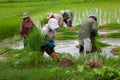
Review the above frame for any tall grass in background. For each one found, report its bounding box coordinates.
[42,0,120,26]
[0,18,20,40]
[0,0,120,40]
[0,0,61,40]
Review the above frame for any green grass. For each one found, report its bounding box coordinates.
[0,0,61,40]
[56,25,80,40]
[56,31,78,40]
[98,42,110,48]
[27,27,45,51]
[56,34,77,40]
[106,32,120,38]
[111,46,120,56]
[0,52,120,80]
[103,22,120,30]
[0,1,120,40]
[0,18,21,40]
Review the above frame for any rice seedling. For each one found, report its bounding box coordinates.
[106,32,120,38]
[27,27,45,51]
[111,46,120,56]
[103,22,120,30]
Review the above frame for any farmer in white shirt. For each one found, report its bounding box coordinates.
[41,13,60,59]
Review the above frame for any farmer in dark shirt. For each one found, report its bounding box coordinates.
[60,10,74,30]
[78,15,97,55]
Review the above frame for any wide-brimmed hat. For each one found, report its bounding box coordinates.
[89,15,97,21]
[22,12,29,18]
[48,18,59,30]
[47,12,54,19]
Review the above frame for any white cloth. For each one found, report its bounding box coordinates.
[79,38,92,52]
[41,24,55,40]
[48,18,59,30]
[41,24,49,36]
[54,14,64,26]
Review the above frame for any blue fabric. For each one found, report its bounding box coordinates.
[45,40,55,48]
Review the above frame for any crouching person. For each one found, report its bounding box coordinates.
[78,15,97,55]
[60,10,74,30]
[40,15,60,59]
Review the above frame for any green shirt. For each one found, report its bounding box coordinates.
[78,19,97,40]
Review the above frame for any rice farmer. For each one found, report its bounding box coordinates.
[47,12,64,27]
[41,13,60,59]
[78,15,97,55]
[60,10,74,30]
[20,12,36,47]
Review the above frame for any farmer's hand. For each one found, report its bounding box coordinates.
[76,45,80,48]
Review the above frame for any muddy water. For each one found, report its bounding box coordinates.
[10,40,80,57]
[10,38,120,57]
[11,41,24,49]
[0,56,5,61]
[98,30,120,58]
[55,40,79,57]
[98,30,120,35]
[5,30,120,58]
[101,38,120,58]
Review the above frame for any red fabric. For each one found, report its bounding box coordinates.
[20,19,35,38]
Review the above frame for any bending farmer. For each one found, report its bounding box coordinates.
[41,13,60,59]
[78,15,97,55]
[60,10,74,30]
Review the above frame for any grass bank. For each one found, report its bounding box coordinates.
[0,49,120,80]
[102,22,120,30]
[111,46,120,56]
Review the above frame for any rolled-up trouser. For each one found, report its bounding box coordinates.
[23,37,28,47]
[40,40,55,55]
[79,38,92,53]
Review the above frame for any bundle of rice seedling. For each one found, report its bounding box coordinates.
[27,27,45,52]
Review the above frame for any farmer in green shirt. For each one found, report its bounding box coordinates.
[78,15,97,55]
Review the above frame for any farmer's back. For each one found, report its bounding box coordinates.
[79,19,96,39]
